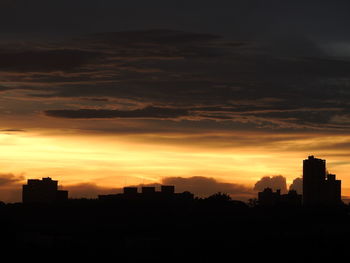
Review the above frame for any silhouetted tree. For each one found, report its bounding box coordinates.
[206,192,231,202]
[248,198,258,207]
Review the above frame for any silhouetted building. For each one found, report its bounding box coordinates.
[258,188,302,207]
[22,177,68,203]
[98,185,193,202]
[280,190,302,206]
[142,186,156,195]
[303,156,341,206]
[161,185,175,195]
[123,187,138,195]
[56,190,69,201]
[258,188,280,207]
[323,173,341,206]
[303,156,326,206]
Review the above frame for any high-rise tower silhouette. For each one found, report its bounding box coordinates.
[303,156,341,206]
[303,156,326,206]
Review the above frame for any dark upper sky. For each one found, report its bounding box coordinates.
[0,1,349,128]
[0,1,349,131]
[1,1,350,42]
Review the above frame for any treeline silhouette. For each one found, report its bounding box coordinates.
[1,193,350,262]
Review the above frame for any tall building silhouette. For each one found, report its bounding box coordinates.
[22,177,68,203]
[303,156,341,206]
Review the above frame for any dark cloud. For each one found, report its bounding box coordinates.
[162,176,254,200]
[42,104,350,131]
[254,175,288,194]
[264,34,325,58]
[0,129,26,133]
[0,86,11,91]
[87,30,220,46]
[289,178,303,194]
[44,106,189,119]
[0,173,26,203]
[1,1,350,44]
[0,49,101,72]
[1,27,350,133]
[0,173,25,186]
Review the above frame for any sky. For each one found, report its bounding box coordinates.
[1,1,350,202]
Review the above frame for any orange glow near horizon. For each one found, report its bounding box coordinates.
[1,129,350,202]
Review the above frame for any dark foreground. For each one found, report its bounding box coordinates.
[2,199,349,262]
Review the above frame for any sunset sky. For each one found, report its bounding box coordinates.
[1,1,350,202]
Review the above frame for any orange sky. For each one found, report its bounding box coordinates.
[1,127,349,202]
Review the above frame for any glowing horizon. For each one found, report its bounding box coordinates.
[1,128,349,202]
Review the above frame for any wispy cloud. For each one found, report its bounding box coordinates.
[0,30,349,133]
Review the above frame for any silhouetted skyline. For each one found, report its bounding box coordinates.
[3,164,350,262]
[16,156,344,209]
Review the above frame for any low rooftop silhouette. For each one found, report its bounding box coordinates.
[98,185,194,202]
[258,188,302,207]
[22,177,68,204]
